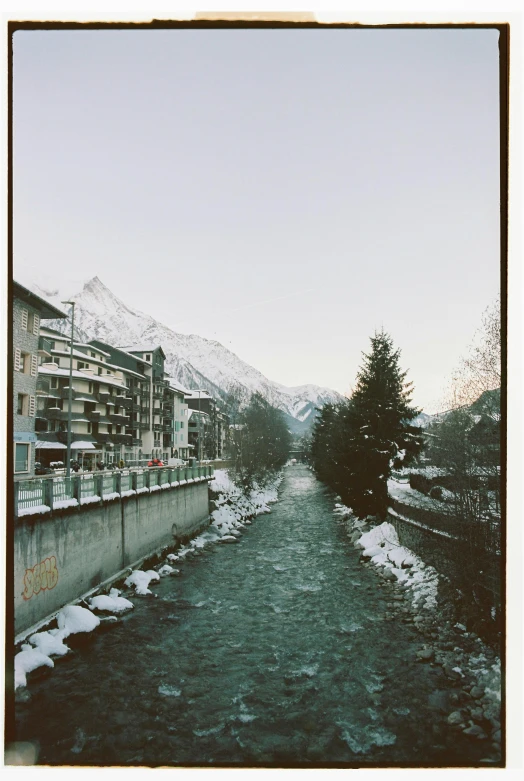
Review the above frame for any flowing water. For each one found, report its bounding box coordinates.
[14,465,488,766]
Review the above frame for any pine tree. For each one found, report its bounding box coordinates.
[311,331,423,518]
[344,331,423,518]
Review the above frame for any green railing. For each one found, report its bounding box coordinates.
[14,465,214,517]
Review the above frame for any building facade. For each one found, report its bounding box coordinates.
[13,282,67,478]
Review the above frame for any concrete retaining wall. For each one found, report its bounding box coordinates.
[14,481,210,636]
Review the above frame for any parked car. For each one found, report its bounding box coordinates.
[148,458,164,467]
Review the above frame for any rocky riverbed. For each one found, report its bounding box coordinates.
[336,501,502,762]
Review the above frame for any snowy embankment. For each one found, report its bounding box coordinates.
[14,469,283,692]
[333,502,501,755]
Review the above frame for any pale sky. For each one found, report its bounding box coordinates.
[13,26,501,412]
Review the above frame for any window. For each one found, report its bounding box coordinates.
[77,361,85,370]
[15,443,30,473]
[50,378,58,389]
[180,421,184,429]
[87,423,92,433]
[28,311,40,334]
[98,368,102,376]
[17,394,28,415]
[90,351,96,358]
[88,383,93,393]
[145,354,151,362]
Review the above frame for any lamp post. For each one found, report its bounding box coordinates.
[62,301,75,479]
[198,389,201,463]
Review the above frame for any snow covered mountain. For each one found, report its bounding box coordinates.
[30,276,343,429]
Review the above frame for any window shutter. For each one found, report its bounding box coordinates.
[32,313,40,335]
[14,348,21,371]
[31,354,38,376]
[21,309,28,330]
[29,396,36,416]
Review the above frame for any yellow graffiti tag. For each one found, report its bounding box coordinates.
[23,556,58,600]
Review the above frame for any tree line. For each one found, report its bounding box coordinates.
[226,391,292,491]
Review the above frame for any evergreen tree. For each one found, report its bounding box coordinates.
[344,331,423,517]
[311,331,423,518]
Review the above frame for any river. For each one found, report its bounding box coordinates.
[14,465,489,766]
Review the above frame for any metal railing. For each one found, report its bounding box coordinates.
[14,465,215,518]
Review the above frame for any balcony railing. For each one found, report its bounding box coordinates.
[38,336,54,357]
[109,413,129,423]
[36,377,50,395]
[60,386,77,400]
[46,408,65,420]
[14,465,215,517]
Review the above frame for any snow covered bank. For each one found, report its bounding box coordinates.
[14,605,102,690]
[14,469,283,694]
[334,501,502,757]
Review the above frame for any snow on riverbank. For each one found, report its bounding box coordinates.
[333,501,502,757]
[14,468,284,693]
[14,606,102,689]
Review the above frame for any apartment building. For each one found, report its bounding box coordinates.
[115,344,174,462]
[186,389,230,459]
[168,379,191,460]
[13,282,67,478]
[35,327,137,468]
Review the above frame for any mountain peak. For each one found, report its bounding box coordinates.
[34,277,344,427]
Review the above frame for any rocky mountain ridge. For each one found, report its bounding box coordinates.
[31,276,344,432]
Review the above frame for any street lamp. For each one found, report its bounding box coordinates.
[198,389,201,463]
[62,301,75,479]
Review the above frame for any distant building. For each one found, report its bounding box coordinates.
[13,282,67,477]
[185,389,230,459]
[115,344,174,461]
[168,379,191,460]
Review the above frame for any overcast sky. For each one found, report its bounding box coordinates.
[13,26,500,412]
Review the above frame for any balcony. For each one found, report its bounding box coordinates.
[36,377,50,395]
[152,424,162,432]
[153,391,163,400]
[97,433,112,444]
[132,438,142,446]
[114,433,133,445]
[109,412,129,424]
[38,336,54,357]
[97,391,112,403]
[47,407,65,420]
[86,411,101,422]
[139,421,150,430]
[60,386,77,400]
[35,417,48,432]
[162,423,172,432]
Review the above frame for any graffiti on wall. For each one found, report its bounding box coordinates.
[23,556,59,600]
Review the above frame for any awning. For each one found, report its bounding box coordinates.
[35,440,67,450]
[71,441,96,450]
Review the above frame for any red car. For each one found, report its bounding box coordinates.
[148,458,164,467]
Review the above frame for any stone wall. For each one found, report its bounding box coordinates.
[388,511,502,610]
[14,481,211,637]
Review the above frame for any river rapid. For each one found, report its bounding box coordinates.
[14,465,490,766]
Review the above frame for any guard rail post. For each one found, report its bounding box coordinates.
[73,476,81,503]
[14,481,20,519]
[44,478,54,511]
